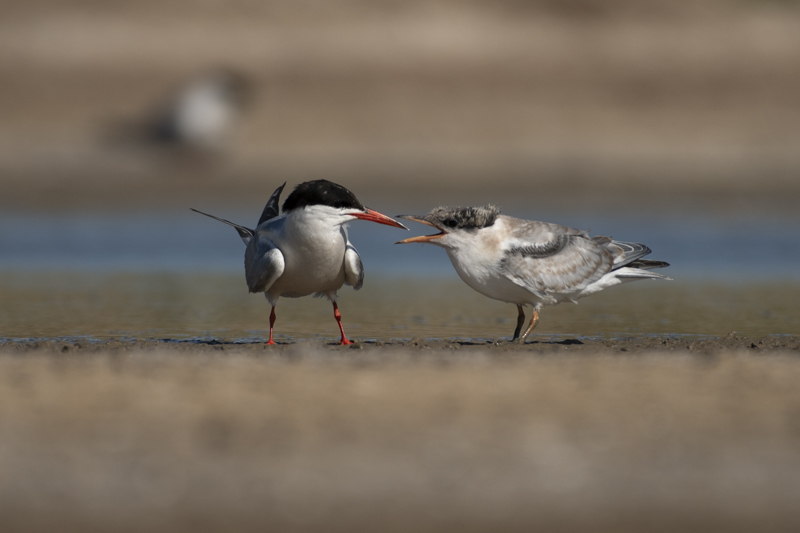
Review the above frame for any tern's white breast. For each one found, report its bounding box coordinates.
[444,220,542,306]
[268,210,348,298]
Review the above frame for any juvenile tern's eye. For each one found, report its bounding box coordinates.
[445,219,457,228]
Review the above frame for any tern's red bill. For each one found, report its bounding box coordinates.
[351,209,408,230]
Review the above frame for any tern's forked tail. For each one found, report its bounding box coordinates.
[190,208,254,245]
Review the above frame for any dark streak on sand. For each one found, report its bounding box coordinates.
[3,333,798,357]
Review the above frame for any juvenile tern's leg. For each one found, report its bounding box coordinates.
[512,305,526,341]
[267,306,277,345]
[519,309,540,343]
[332,302,353,345]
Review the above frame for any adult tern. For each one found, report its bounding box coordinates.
[193,180,407,344]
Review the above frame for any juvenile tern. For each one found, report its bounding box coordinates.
[193,180,407,344]
[397,205,670,341]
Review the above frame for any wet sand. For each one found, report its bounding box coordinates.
[3,331,800,355]
[2,342,800,532]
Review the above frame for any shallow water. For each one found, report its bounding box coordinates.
[1,271,798,342]
[2,209,800,280]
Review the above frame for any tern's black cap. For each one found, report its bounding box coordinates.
[282,180,365,213]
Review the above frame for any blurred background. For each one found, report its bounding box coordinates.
[4,5,800,533]
[1,0,800,338]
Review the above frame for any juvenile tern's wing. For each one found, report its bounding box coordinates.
[499,219,613,299]
[244,234,285,293]
[592,237,670,274]
[592,237,650,268]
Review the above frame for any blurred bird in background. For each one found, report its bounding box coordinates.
[106,67,251,160]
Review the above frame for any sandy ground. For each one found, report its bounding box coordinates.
[2,341,800,532]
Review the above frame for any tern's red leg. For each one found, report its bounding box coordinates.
[512,305,525,340]
[519,309,540,343]
[267,305,277,345]
[332,302,353,345]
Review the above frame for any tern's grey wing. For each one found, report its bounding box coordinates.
[257,182,287,226]
[502,217,588,245]
[499,219,612,299]
[343,244,364,290]
[592,238,649,268]
[244,234,285,293]
[591,237,670,271]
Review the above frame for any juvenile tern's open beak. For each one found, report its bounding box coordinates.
[394,216,446,244]
[351,208,408,230]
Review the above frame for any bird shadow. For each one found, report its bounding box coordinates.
[528,338,585,345]
[449,338,585,346]
[157,338,285,346]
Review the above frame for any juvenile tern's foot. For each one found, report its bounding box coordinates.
[512,305,525,340]
[267,306,277,345]
[519,309,540,342]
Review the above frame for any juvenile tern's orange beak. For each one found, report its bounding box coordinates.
[394,216,446,244]
[351,208,408,230]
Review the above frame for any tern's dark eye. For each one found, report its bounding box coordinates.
[444,219,457,228]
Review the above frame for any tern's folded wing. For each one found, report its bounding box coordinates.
[244,234,285,293]
[256,182,287,226]
[343,243,364,290]
[499,227,613,299]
